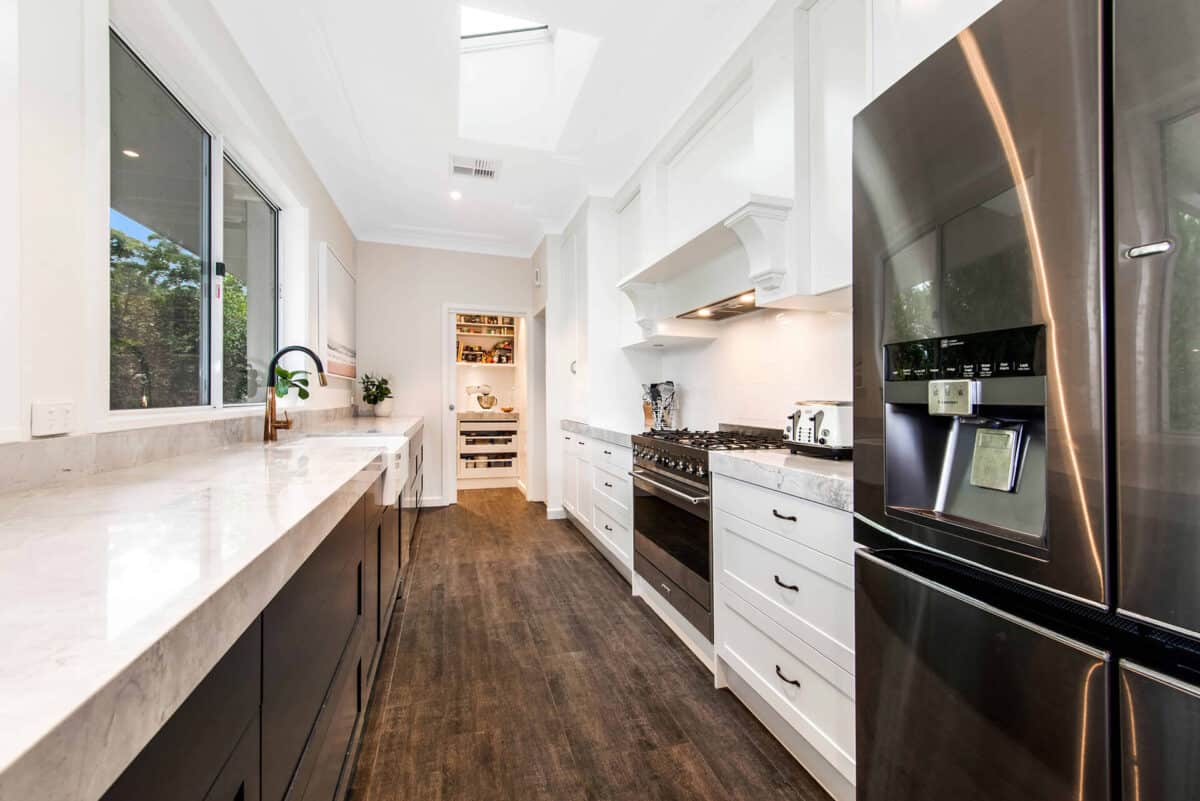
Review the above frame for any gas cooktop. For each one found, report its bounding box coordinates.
[636,429,787,451]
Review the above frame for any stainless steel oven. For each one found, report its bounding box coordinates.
[631,466,713,639]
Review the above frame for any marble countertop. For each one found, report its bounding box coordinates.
[560,419,634,448]
[305,415,423,437]
[0,438,393,801]
[709,450,853,512]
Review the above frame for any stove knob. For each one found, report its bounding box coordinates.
[696,464,707,478]
[685,461,696,474]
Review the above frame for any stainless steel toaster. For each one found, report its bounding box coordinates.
[785,401,853,457]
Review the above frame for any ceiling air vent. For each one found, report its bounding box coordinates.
[450,155,501,180]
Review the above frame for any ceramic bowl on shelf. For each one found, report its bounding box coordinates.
[500,406,514,413]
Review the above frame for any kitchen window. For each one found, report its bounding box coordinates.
[221,158,279,405]
[109,31,211,410]
[108,30,280,412]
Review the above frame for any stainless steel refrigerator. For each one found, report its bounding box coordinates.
[852,0,1200,798]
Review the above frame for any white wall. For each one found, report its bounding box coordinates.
[1,0,20,443]
[356,242,533,506]
[659,309,852,431]
[11,0,356,444]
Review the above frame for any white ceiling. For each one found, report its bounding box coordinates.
[211,0,778,257]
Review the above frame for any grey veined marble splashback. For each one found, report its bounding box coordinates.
[0,406,353,494]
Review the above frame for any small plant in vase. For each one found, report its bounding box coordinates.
[360,374,394,417]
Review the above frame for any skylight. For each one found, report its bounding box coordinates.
[460,7,549,50]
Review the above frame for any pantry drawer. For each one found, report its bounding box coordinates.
[460,420,518,433]
[716,509,854,675]
[592,462,631,514]
[593,503,632,565]
[591,439,633,474]
[713,474,853,564]
[719,590,855,782]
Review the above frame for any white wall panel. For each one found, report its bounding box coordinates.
[664,83,755,248]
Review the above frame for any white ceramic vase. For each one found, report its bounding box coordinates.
[373,398,394,417]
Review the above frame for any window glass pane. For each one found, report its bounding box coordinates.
[222,160,277,404]
[109,32,210,409]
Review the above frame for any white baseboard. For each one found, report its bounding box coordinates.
[517,478,528,498]
[545,506,566,520]
[419,496,448,508]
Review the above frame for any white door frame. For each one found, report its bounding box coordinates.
[441,302,532,506]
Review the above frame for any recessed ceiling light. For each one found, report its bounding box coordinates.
[122,149,140,159]
[449,190,463,201]
[738,293,755,304]
[696,308,712,317]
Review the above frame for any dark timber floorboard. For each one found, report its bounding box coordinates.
[348,488,832,801]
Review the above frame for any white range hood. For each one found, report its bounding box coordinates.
[616,195,793,349]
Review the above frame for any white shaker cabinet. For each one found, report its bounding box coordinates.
[803,0,871,297]
[870,0,1002,96]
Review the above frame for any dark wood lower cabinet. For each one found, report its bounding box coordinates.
[202,714,261,801]
[262,497,365,801]
[381,505,400,611]
[292,628,364,801]
[99,618,261,801]
[100,484,391,801]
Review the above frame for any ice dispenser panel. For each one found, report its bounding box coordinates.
[883,326,1048,554]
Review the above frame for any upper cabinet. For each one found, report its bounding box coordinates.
[793,0,871,302]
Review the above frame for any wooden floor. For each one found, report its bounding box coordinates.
[347,488,832,801]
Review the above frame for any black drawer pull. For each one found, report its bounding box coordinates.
[604,524,614,532]
[604,481,614,488]
[775,665,801,688]
[773,575,799,592]
[603,450,613,455]
[579,440,586,445]
[772,509,798,522]
[564,435,571,440]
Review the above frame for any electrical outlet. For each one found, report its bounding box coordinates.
[31,401,75,437]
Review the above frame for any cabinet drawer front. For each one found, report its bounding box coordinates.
[719,591,855,781]
[718,511,854,674]
[593,503,632,564]
[592,463,631,513]
[460,420,517,433]
[713,475,852,564]
[591,440,633,474]
[571,434,592,461]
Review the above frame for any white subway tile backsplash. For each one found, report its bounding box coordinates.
[659,308,852,432]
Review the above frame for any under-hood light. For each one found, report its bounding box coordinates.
[677,290,760,321]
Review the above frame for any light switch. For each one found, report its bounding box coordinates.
[31,401,75,437]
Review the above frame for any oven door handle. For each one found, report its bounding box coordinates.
[629,469,710,505]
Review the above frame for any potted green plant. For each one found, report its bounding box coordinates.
[274,366,312,400]
[360,373,394,417]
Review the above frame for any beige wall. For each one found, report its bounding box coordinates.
[355,242,534,505]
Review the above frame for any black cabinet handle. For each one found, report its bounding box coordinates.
[604,481,614,488]
[604,524,613,532]
[564,435,571,440]
[773,575,799,592]
[772,509,798,522]
[603,450,613,455]
[775,665,801,688]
